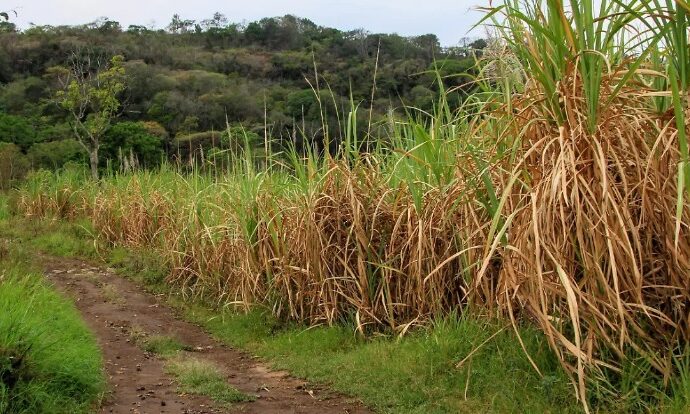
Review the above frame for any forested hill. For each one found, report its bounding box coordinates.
[0,14,486,173]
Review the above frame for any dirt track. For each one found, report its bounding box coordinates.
[41,255,371,414]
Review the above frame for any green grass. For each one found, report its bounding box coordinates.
[108,246,167,287]
[185,307,576,413]
[31,231,93,258]
[30,219,97,258]
[141,335,190,357]
[127,329,250,405]
[0,246,105,413]
[667,353,690,414]
[165,356,255,405]
[0,215,98,259]
[0,193,9,221]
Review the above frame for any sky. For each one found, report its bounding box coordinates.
[8,0,487,46]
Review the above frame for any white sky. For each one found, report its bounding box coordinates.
[8,1,487,46]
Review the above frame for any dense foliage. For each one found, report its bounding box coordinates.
[0,14,485,176]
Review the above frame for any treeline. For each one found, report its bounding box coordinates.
[0,13,485,180]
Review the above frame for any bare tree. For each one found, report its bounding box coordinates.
[50,51,126,179]
[167,14,195,34]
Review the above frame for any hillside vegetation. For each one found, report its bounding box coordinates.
[0,13,484,180]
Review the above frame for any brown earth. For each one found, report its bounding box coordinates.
[39,254,371,414]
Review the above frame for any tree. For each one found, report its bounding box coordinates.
[0,9,16,23]
[0,77,49,114]
[127,25,149,34]
[0,21,16,33]
[102,121,163,170]
[167,14,195,34]
[409,85,435,111]
[0,9,16,43]
[0,113,37,150]
[413,34,440,62]
[286,89,317,119]
[97,19,122,34]
[200,12,228,30]
[51,53,126,179]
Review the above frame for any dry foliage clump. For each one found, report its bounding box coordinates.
[472,67,690,401]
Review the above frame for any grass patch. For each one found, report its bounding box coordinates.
[0,193,10,221]
[29,220,97,258]
[0,247,104,413]
[126,326,247,405]
[0,216,98,259]
[108,246,167,287]
[32,231,92,258]
[189,307,576,413]
[142,335,190,357]
[100,283,124,305]
[165,356,255,405]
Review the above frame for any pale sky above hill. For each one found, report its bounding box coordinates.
[8,0,487,46]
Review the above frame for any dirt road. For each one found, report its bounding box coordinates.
[41,255,370,414]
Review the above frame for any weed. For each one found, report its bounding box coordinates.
[100,284,124,305]
[127,325,147,345]
[165,356,255,405]
[142,335,190,357]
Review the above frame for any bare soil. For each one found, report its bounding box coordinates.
[40,254,371,414]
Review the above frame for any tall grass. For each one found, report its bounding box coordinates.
[641,0,690,199]
[474,1,690,410]
[11,0,690,411]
